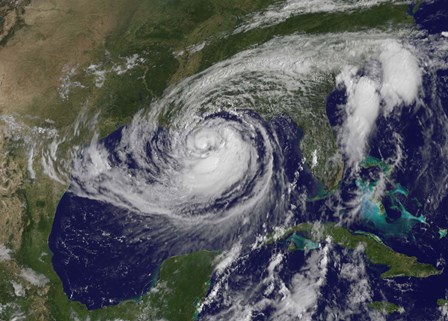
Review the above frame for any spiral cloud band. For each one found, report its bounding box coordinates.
[49,30,425,309]
[50,105,309,308]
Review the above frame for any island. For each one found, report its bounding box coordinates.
[271,222,441,279]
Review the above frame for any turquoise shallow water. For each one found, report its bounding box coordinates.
[287,233,320,251]
[357,175,426,237]
[46,1,448,319]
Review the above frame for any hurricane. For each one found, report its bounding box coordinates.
[69,105,309,250]
[48,21,448,318]
[3,0,448,320]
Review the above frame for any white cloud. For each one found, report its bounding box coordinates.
[311,149,318,168]
[11,281,25,297]
[214,243,242,275]
[112,54,146,75]
[337,40,422,166]
[440,302,448,320]
[58,65,85,100]
[340,245,372,306]
[199,241,331,321]
[188,41,206,54]
[41,137,67,185]
[71,31,418,221]
[271,240,331,321]
[20,268,49,287]
[234,0,406,34]
[0,114,71,183]
[27,147,36,179]
[87,53,145,87]
[9,314,26,321]
[263,253,285,296]
[321,245,386,321]
[0,244,12,261]
[379,41,422,113]
[338,70,381,166]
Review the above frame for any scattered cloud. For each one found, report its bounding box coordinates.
[271,241,330,321]
[0,244,12,261]
[379,41,422,113]
[234,0,407,34]
[59,65,85,100]
[11,281,25,297]
[337,69,381,166]
[337,40,422,166]
[20,268,49,287]
[86,53,146,88]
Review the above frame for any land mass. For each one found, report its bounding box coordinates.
[0,0,422,320]
[367,301,403,314]
[272,222,441,279]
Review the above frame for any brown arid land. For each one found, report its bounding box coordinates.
[0,0,139,115]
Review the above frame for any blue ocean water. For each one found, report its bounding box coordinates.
[49,111,316,309]
[413,0,448,35]
[201,67,448,319]
[49,1,448,318]
[322,3,448,318]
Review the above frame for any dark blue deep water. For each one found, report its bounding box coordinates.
[49,2,448,318]
[201,3,448,319]
[49,111,316,310]
[413,0,448,35]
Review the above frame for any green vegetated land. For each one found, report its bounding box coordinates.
[275,222,441,279]
[367,301,403,314]
[59,0,414,187]
[198,3,413,71]
[23,250,218,321]
[0,0,422,320]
